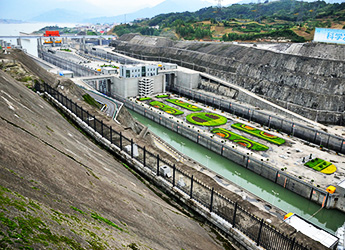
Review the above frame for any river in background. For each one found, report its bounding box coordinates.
[0,22,77,56]
[129,110,345,234]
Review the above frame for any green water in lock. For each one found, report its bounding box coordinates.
[129,110,345,234]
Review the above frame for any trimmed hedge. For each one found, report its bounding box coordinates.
[304,158,336,174]
[231,123,285,145]
[166,99,203,111]
[149,101,184,115]
[186,112,227,126]
[138,97,152,101]
[155,94,170,98]
[211,128,269,151]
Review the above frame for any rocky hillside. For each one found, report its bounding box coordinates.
[111,35,345,124]
[0,53,229,249]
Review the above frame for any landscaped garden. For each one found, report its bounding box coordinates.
[304,158,336,174]
[155,94,170,98]
[149,101,184,115]
[211,128,269,151]
[138,97,152,101]
[166,99,203,111]
[186,112,227,126]
[231,123,286,145]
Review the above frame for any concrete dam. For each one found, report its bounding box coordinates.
[110,34,345,125]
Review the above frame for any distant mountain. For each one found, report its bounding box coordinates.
[29,8,86,23]
[84,0,213,24]
[0,19,25,24]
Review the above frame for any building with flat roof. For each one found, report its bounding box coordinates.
[120,64,158,78]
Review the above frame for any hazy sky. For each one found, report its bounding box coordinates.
[0,0,243,20]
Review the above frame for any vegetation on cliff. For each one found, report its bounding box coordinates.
[110,0,345,42]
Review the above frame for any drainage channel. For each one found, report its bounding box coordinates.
[129,110,345,235]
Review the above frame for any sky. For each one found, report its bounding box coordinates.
[0,0,243,20]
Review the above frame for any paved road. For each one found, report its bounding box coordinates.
[85,90,121,121]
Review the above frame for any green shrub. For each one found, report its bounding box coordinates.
[211,128,269,151]
[186,112,227,126]
[82,94,102,109]
[149,101,184,115]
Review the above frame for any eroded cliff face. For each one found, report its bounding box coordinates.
[111,35,345,124]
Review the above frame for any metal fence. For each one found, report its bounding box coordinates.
[43,83,312,250]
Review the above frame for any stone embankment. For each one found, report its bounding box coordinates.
[110,34,345,124]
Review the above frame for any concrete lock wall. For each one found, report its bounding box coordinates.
[177,70,200,89]
[124,99,334,210]
[152,74,165,94]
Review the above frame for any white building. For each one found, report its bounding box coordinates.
[120,64,158,78]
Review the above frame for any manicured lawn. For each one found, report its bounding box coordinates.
[211,128,269,151]
[304,158,336,174]
[186,112,227,126]
[149,101,184,115]
[138,97,152,101]
[166,99,203,111]
[155,94,170,98]
[231,123,285,145]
